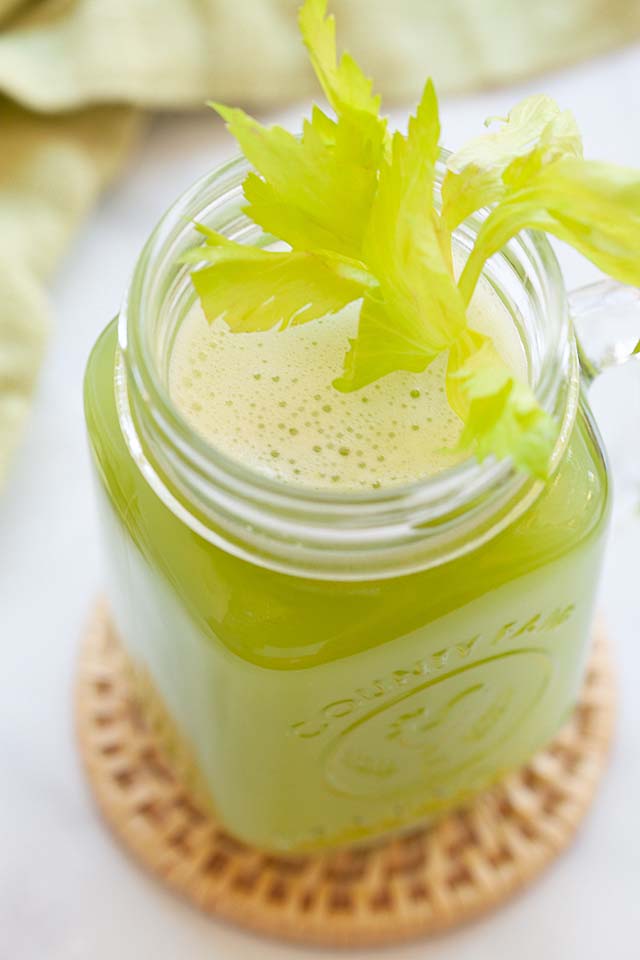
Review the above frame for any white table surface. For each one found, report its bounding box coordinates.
[2,45,640,960]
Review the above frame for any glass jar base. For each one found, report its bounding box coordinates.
[75,600,615,948]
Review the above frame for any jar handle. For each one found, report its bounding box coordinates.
[570,279,640,384]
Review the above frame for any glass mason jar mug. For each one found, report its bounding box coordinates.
[84,153,640,853]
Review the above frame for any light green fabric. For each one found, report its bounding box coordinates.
[0,100,139,479]
[2,0,640,110]
[1,0,640,482]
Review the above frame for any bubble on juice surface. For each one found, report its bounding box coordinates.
[169,278,525,492]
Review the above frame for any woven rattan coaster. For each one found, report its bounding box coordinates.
[76,604,615,948]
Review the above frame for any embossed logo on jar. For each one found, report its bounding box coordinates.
[323,649,552,798]
[290,605,573,743]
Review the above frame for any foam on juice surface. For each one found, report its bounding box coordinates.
[169,276,525,491]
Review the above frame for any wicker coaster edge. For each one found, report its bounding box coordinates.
[75,603,615,948]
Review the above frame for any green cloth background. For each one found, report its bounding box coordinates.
[2,0,639,484]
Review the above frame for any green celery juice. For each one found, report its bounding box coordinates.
[85,276,610,851]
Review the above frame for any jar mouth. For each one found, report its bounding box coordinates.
[118,150,577,579]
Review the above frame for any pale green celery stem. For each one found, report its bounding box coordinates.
[456,190,551,307]
[458,242,492,307]
[436,215,454,279]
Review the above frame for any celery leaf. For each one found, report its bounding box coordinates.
[447,330,557,478]
[336,80,467,389]
[442,95,582,232]
[298,0,381,118]
[187,233,372,332]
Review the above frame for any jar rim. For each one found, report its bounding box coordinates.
[117,149,578,579]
